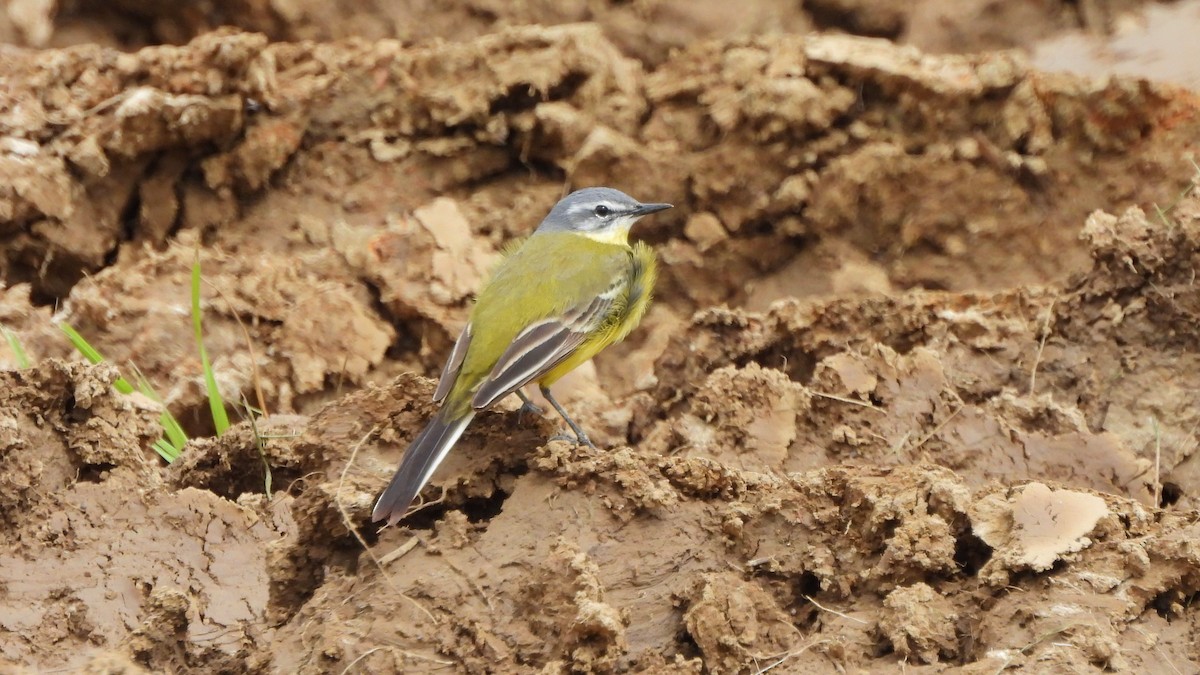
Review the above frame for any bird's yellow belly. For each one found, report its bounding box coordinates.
[539,326,618,386]
[538,248,655,386]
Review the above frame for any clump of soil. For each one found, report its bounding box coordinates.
[3,3,1200,673]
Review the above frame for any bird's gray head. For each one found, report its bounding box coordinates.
[535,187,672,243]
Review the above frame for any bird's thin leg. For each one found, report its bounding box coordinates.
[515,389,544,423]
[540,385,596,449]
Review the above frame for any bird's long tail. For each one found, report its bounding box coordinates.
[371,409,475,526]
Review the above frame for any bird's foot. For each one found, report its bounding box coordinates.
[517,399,545,425]
[550,430,596,449]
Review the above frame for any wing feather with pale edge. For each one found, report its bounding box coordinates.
[470,288,617,409]
[433,323,472,404]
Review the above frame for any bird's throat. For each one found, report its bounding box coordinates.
[577,226,630,247]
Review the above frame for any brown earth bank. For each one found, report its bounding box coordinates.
[0,0,1175,60]
[2,4,1200,675]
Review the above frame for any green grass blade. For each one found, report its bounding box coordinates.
[60,325,186,463]
[152,438,181,463]
[59,323,134,394]
[2,325,31,369]
[192,258,230,436]
[131,366,188,461]
[157,413,186,461]
[59,322,104,362]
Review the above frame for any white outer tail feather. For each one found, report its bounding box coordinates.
[371,411,476,526]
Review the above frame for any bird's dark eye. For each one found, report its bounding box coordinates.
[594,205,611,217]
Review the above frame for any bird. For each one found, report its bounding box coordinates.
[371,187,672,526]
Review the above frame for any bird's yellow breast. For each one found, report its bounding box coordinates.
[538,239,658,386]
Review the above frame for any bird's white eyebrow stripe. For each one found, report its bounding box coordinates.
[569,200,622,216]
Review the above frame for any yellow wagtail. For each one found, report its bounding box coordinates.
[372,187,672,525]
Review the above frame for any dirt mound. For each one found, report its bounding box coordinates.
[3,5,1200,674]
[3,26,1195,415]
[1,0,1168,63]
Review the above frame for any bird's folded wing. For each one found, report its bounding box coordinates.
[471,293,613,409]
[433,322,472,404]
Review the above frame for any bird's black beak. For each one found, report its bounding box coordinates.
[632,202,673,216]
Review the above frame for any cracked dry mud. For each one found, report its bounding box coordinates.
[3,1,1200,673]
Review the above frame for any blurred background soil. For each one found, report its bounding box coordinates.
[2,0,1200,672]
